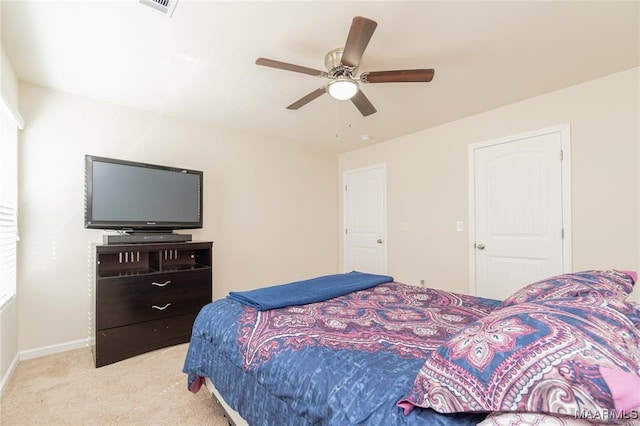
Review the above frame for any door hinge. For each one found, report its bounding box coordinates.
[345,185,348,191]
[345,228,348,235]
[561,228,564,239]
[560,150,563,161]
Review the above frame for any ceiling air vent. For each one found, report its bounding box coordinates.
[139,0,178,17]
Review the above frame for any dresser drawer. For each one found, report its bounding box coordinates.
[96,268,211,330]
[94,312,197,367]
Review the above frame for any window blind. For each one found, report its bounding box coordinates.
[0,96,18,308]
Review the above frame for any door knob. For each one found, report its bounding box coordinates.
[377,239,383,244]
[476,243,485,250]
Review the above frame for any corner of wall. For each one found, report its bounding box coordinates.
[0,349,19,397]
[0,45,20,113]
[0,39,22,393]
[0,298,20,397]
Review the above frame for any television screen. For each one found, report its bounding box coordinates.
[84,155,203,231]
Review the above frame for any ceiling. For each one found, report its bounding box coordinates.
[2,1,638,153]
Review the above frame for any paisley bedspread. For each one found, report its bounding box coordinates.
[237,281,501,369]
[398,270,640,426]
[183,281,501,425]
[399,296,640,418]
[184,270,640,425]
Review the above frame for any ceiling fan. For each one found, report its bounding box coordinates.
[256,16,435,117]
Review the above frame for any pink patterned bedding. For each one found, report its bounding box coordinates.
[399,270,640,422]
[479,412,640,426]
[236,281,499,369]
[502,270,636,307]
[184,269,639,424]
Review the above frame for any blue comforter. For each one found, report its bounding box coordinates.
[227,271,393,310]
[184,280,502,425]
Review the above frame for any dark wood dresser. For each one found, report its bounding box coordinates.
[92,241,212,367]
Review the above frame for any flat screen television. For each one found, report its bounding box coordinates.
[84,155,203,234]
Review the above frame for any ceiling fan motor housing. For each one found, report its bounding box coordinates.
[324,48,356,78]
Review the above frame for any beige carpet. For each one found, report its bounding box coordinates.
[0,343,230,426]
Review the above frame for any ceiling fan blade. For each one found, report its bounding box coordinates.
[256,57,325,77]
[341,16,378,69]
[350,90,377,116]
[361,69,435,83]
[286,87,327,110]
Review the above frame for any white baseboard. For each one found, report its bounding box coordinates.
[0,338,89,398]
[19,338,90,361]
[0,352,20,397]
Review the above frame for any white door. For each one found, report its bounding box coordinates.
[470,125,571,300]
[343,164,387,274]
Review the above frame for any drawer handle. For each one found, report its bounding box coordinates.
[152,280,172,287]
[151,303,172,311]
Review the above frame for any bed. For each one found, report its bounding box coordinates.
[183,270,640,425]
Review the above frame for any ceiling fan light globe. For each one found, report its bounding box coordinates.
[328,79,359,100]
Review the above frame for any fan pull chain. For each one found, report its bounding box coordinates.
[334,101,352,139]
[335,100,339,138]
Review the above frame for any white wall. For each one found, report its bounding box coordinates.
[340,68,640,302]
[17,83,339,353]
[12,67,640,358]
[0,31,21,391]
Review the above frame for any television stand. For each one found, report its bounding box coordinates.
[103,232,192,245]
[92,240,213,367]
